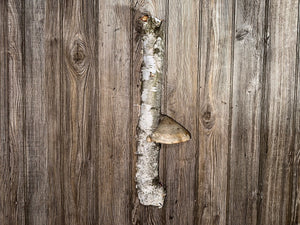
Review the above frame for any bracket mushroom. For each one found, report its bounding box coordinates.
[147,115,191,144]
[135,15,191,208]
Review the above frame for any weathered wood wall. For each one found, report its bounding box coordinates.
[0,0,299,224]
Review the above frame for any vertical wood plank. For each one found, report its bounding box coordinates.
[98,0,131,224]
[61,0,99,224]
[45,0,63,224]
[257,0,299,224]
[131,1,167,224]
[165,0,199,224]
[291,3,300,223]
[195,0,233,224]
[0,1,9,222]
[228,0,265,224]
[291,27,300,223]
[24,1,48,224]
[0,0,26,224]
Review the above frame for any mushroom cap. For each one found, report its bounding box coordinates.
[148,115,191,144]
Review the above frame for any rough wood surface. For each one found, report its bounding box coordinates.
[165,0,199,224]
[62,0,99,224]
[195,0,233,224]
[1,0,26,224]
[45,0,63,224]
[257,0,299,224]
[98,0,131,224]
[24,1,47,224]
[228,0,265,224]
[0,0,299,224]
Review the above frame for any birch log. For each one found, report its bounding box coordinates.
[136,15,165,208]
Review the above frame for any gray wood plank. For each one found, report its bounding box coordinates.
[257,0,299,224]
[291,4,300,223]
[0,1,9,222]
[195,0,233,224]
[291,77,300,224]
[0,0,26,224]
[24,1,47,224]
[165,0,199,224]
[1,1,299,224]
[61,0,99,224]
[228,0,265,224]
[97,0,132,224]
[131,1,167,224]
[45,0,63,224]
[0,1,10,224]
[290,3,300,224]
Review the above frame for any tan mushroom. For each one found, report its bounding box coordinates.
[147,115,191,144]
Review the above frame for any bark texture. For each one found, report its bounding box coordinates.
[135,15,165,208]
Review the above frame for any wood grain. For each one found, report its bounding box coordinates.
[0,0,299,224]
[165,0,199,225]
[291,4,300,224]
[195,0,234,224]
[23,1,48,224]
[0,2,9,223]
[61,0,99,224]
[227,0,265,224]
[98,0,131,224]
[45,0,63,224]
[0,0,26,224]
[257,0,299,224]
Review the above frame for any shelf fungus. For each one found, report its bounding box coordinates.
[147,115,191,144]
[136,15,191,208]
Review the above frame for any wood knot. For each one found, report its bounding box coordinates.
[72,42,85,64]
[67,37,90,78]
[235,27,250,41]
[200,104,216,129]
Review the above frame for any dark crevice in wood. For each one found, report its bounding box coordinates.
[193,0,202,224]
[59,0,65,224]
[162,0,169,222]
[257,0,270,224]
[129,0,134,222]
[163,0,169,115]
[289,0,300,223]
[225,0,236,224]
[21,0,28,223]
[0,0,9,223]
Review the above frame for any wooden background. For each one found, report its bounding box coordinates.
[0,0,299,224]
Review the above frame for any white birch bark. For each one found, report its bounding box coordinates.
[136,15,165,208]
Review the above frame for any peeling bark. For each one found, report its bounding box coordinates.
[135,15,165,208]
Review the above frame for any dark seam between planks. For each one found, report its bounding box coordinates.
[288,0,300,223]
[59,0,65,223]
[97,0,103,222]
[163,0,169,115]
[163,0,169,222]
[4,0,9,192]
[193,0,202,224]
[225,0,236,224]
[129,0,134,222]
[21,1,28,224]
[3,1,10,221]
[93,1,100,223]
[257,0,270,224]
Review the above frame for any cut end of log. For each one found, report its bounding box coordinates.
[147,115,191,144]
